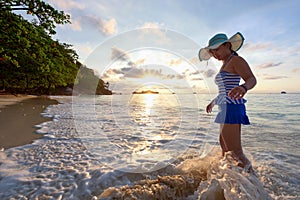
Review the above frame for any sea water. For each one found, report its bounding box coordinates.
[0,93,299,199]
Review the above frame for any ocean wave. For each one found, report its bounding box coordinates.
[0,96,296,199]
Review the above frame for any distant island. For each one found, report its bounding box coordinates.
[281,91,287,94]
[132,90,159,94]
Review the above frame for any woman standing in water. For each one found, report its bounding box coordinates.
[199,32,257,172]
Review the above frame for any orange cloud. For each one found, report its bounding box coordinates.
[256,62,282,69]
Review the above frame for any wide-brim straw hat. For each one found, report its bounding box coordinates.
[198,32,244,61]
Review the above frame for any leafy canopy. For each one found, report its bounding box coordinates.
[1,0,70,34]
[0,0,111,95]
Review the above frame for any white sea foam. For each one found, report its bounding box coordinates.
[0,95,298,199]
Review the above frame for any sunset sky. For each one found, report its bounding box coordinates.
[44,0,300,93]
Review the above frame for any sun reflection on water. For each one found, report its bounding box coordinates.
[143,94,156,116]
[127,93,181,163]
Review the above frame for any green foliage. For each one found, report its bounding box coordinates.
[1,0,70,34]
[75,64,112,95]
[0,10,76,94]
[0,1,111,95]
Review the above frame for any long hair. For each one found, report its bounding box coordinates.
[226,42,239,56]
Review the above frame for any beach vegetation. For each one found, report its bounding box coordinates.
[0,0,111,95]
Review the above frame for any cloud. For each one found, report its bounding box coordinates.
[243,42,271,51]
[74,43,93,60]
[191,77,203,81]
[82,16,117,35]
[166,74,184,79]
[101,18,117,35]
[49,0,85,10]
[169,59,183,66]
[111,47,144,68]
[138,22,171,44]
[69,18,82,31]
[189,70,201,76]
[120,68,145,78]
[140,22,164,29]
[256,62,282,69]
[291,68,300,73]
[183,70,202,81]
[103,67,153,79]
[107,47,207,81]
[203,69,216,78]
[135,58,146,65]
[111,47,130,62]
[263,75,288,80]
[103,66,185,80]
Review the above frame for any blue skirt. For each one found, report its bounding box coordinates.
[215,104,250,125]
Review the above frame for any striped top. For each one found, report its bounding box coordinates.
[214,71,247,104]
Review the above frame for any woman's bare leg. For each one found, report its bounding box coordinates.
[219,124,253,172]
[219,133,227,156]
[219,124,242,152]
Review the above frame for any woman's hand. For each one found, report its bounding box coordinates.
[206,101,215,113]
[228,86,247,100]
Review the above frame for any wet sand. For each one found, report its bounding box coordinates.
[0,95,58,150]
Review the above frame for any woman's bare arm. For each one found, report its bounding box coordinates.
[228,56,256,99]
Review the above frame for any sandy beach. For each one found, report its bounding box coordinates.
[0,94,57,150]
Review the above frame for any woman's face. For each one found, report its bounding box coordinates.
[209,43,231,61]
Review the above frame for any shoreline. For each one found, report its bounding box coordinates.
[0,95,58,150]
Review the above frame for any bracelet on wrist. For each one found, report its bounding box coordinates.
[240,84,248,93]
